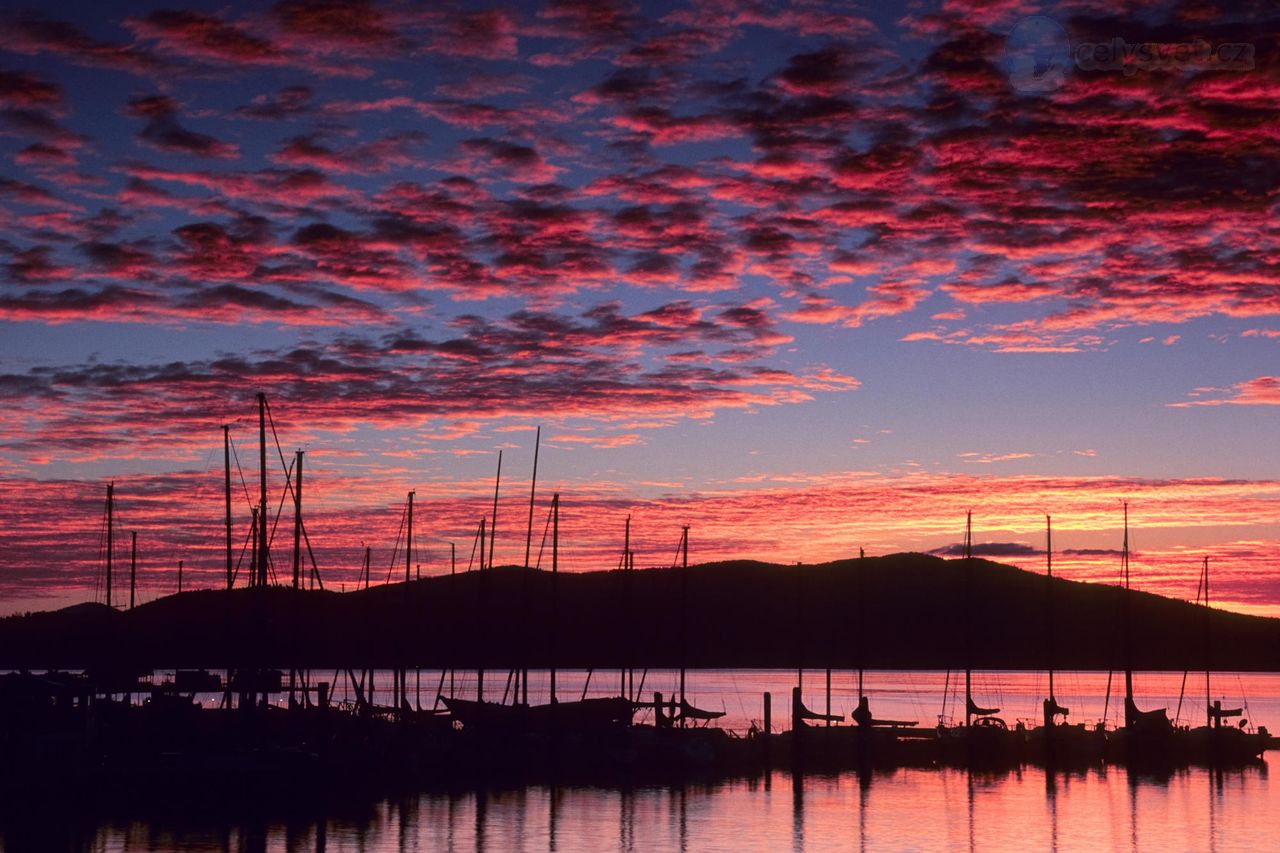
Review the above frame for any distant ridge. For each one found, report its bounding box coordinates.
[2,553,1278,671]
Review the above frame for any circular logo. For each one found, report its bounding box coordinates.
[1003,16,1071,94]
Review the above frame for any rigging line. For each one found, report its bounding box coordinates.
[266,458,294,552]
[230,521,254,586]
[384,500,408,585]
[467,521,480,572]
[941,669,950,723]
[300,520,325,591]
[1175,564,1206,725]
[534,504,553,570]
[264,396,312,585]
[228,436,256,512]
[94,496,107,602]
[263,398,296,485]
[1236,673,1252,732]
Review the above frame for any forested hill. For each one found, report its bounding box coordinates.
[3,553,1277,672]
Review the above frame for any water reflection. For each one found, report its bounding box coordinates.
[3,764,1276,852]
[1045,771,1059,853]
[791,771,803,853]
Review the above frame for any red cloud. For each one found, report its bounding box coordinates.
[1170,377,1280,408]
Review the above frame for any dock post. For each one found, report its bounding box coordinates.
[792,686,806,731]
[655,691,668,729]
[764,691,772,735]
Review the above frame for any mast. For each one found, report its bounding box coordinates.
[178,559,183,594]
[1046,514,1054,706]
[293,450,303,589]
[1042,513,1069,730]
[1122,502,1134,728]
[1204,556,1211,727]
[550,492,559,703]
[364,546,371,590]
[525,426,540,567]
[224,425,232,590]
[129,531,137,610]
[857,544,865,700]
[257,392,268,588]
[489,451,502,569]
[680,524,689,725]
[400,489,413,719]
[477,517,486,701]
[105,482,114,608]
[964,510,973,729]
[622,514,630,696]
[406,490,414,584]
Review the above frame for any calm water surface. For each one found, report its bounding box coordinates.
[11,670,1279,852]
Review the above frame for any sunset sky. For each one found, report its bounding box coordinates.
[0,0,1276,616]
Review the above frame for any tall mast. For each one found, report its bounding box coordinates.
[550,492,559,703]
[293,450,303,589]
[129,531,137,610]
[964,510,973,729]
[364,546,371,590]
[524,427,540,568]
[477,519,486,701]
[1204,556,1211,727]
[489,450,502,569]
[622,514,631,696]
[1122,501,1134,727]
[257,392,268,588]
[857,543,865,700]
[224,426,232,590]
[406,490,414,584]
[680,524,689,724]
[1046,514,1054,704]
[105,482,114,608]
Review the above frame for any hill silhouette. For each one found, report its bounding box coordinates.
[2,553,1277,672]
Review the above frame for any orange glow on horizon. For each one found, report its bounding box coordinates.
[5,469,1278,618]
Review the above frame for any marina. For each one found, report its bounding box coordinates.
[3,671,1280,850]
[1,396,1276,805]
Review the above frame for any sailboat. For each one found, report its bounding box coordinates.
[1186,556,1269,764]
[640,525,725,729]
[938,512,1021,767]
[1107,502,1181,766]
[790,560,841,731]
[1028,515,1102,766]
[443,492,634,733]
[849,553,913,727]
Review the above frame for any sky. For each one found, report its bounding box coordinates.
[0,0,1276,616]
